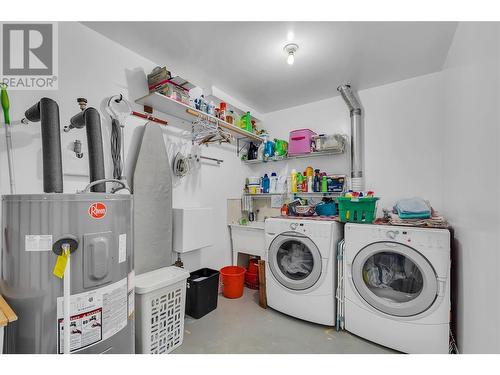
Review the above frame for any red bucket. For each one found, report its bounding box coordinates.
[248,258,259,274]
[220,266,246,298]
[245,271,259,290]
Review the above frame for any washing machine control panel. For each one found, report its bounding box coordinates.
[282,221,332,238]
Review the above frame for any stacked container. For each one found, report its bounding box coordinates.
[288,129,317,156]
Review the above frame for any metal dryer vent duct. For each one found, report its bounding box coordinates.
[337,84,364,191]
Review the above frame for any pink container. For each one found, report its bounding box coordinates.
[288,129,317,156]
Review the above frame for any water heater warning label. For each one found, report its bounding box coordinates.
[25,235,53,252]
[57,278,127,354]
[57,308,102,354]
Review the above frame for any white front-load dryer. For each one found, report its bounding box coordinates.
[265,218,343,326]
[343,223,450,353]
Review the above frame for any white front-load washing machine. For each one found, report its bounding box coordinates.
[265,218,343,326]
[342,223,450,353]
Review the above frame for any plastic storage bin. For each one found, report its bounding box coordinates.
[315,201,337,216]
[135,266,190,354]
[337,197,379,223]
[150,80,190,104]
[185,268,220,319]
[288,129,317,156]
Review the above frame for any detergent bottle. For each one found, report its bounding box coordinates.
[269,172,278,193]
[291,169,298,193]
[321,174,328,193]
[302,171,308,192]
[297,172,304,192]
[261,174,270,194]
[313,169,320,192]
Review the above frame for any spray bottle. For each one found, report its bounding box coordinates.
[291,169,298,193]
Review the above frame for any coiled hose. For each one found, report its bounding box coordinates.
[110,118,122,180]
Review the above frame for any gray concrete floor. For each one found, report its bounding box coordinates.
[174,288,396,354]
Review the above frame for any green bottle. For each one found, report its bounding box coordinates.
[321,175,328,193]
[245,111,252,132]
[297,172,304,192]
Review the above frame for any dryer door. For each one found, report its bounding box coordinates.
[351,242,438,317]
[268,232,322,291]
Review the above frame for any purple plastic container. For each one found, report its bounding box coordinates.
[288,129,317,155]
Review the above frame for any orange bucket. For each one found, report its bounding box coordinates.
[220,266,246,299]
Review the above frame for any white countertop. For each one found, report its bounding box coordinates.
[228,221,265,230]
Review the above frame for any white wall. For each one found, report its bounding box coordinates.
[0,22,249,272]
[3,21,498,354]
[262,72,444,214]
[441,22,500,353]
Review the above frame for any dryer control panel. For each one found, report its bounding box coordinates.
[367,226,450,251]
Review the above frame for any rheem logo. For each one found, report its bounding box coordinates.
[1,22,58,89]
[88,202,107,219]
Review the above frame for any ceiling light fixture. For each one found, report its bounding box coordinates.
[284,43,299,65]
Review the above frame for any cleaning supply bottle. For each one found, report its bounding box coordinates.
[257,142,264,161]
[307,176,313,192]
[297,172,304,192]
[219,102,226,120]
[207,101,216,116]
[313,169,320,192]
[246,112,253,132]
[302,171,308,192]
[291,169,298,193]
[264,140,275,160]
[281,203,289,216]
[306,166,314,178]
[261,174,270,194]
[321,174,328,193]
[269,172,278,193]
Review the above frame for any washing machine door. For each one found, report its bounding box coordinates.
[268,232,322,291]
[351,242,438,317]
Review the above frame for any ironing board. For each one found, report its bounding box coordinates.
[133,123,173,275]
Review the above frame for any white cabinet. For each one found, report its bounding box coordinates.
[228,222,266,265]
[173,208,213,253]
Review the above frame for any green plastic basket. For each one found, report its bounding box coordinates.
[337,196,379,223]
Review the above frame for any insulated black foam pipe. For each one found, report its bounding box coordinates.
[25,98,63,193]
[69,108,105,192]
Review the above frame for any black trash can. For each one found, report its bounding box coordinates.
[185,268,220,319]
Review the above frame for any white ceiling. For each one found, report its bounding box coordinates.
[83,22,457,113]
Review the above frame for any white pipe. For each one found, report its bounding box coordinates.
[120,125,126,179]
[4,122,15,194]
[0,326,4,354]
[63,248,71,354]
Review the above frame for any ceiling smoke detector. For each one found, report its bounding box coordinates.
[284,43,299,65]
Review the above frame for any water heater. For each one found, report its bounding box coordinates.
[1,194,134,354]
[0,97,134,354]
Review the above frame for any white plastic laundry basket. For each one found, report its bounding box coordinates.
[135,266,190,354]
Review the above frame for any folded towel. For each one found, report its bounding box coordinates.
[389,212,448,228]
[394,197,431,218]
[241,195,253,212]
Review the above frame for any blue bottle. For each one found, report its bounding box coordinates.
[262,174,270,194]
[264,141,275,159]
